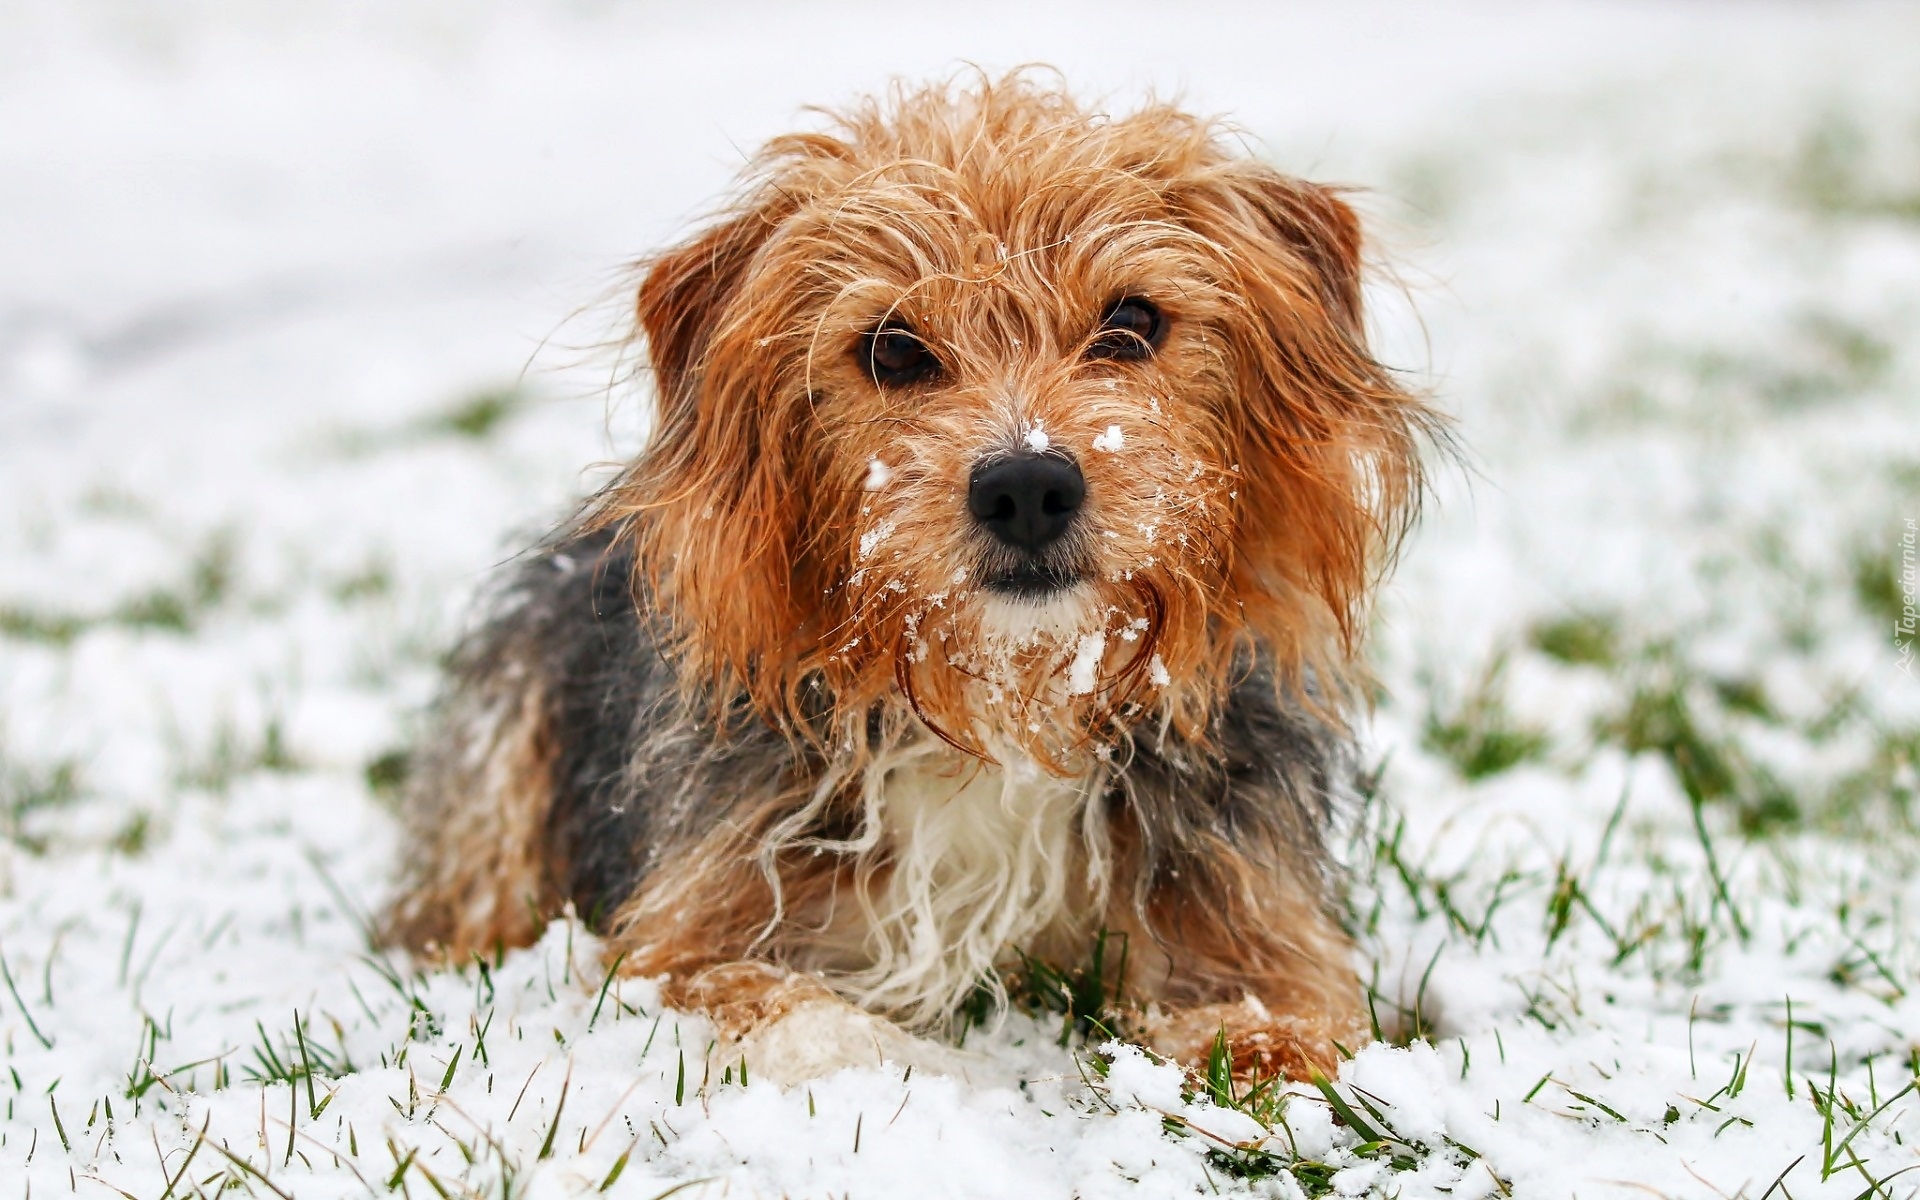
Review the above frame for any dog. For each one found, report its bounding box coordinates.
[383,71,1435,1082]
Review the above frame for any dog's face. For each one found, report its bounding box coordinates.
[605,78,1429,762]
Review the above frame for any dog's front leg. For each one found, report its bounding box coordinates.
[1114,860,1370,1081]
[601,842,979,1084]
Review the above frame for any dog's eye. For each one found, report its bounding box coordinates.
[861,323,941,387]
[1086,297,1164,361]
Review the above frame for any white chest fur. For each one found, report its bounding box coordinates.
[804,738,1111,1030]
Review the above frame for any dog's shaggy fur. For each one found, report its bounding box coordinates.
[385,72,1437,1080]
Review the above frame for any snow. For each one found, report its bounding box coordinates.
[4,2,1920,1197]
[858,520,894,560]
[1093,424,1126,453]
[1068,630,1108,696]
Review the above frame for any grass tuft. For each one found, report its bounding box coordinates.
[1603,658,1799,835]
[0,607,87,646]
[243,1011,355,1088]
[1422,653,1550,781]
[332,384,534,455]
[331,558,395,604]
[1,748,85,855]
[423,388,526,440]
[1852,542,1908,627]
[364,748,411,804]
[176,711,302,794]
[1529,611,1621,667]
[0,530,236,647]
[1782,109,1920,222]
[1000,930,1133,1046]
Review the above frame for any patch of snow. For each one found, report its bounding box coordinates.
[1066,630,1106,695]
[858,519,895,560]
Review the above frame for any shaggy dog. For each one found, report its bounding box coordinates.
[385,72,1435,1082]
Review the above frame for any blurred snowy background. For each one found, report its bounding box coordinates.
[3,2,1919,1196]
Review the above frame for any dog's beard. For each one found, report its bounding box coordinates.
[973,581,1099,645]
[882,576,1170,767]
[838,471,1218,765]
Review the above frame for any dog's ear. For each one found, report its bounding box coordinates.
[1173,166,1428,653]
[1181,166,1369,347]
[613,198,811,709]
[637,207,777,414]
[1240,176,1366,338]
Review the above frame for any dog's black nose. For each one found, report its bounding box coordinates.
[967,453,1085,553]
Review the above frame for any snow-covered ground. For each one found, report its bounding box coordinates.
[4,3,1919,1195]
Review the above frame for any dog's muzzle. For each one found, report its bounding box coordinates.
[968,452,1085,597]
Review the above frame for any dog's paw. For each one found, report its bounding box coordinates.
[665,962,982,1086]
[730,994,981,1086]
[1139,997,1364,1081]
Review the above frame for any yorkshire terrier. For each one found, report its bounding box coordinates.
[384,72,1435,1082]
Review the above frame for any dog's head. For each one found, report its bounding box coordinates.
[597,72,1434,764]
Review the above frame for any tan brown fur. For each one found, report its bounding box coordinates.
[598,793,849,985]
[385,680,564,958]
[1111,826,1368,1078]
[386,70,1438,1084]
[585,71,1432,772]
